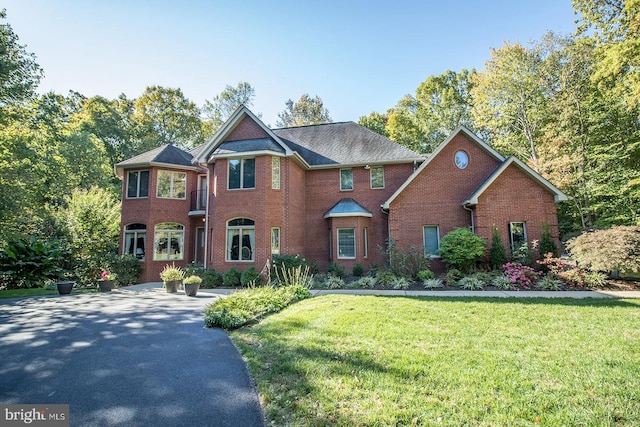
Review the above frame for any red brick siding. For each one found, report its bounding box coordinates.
[474,163,561,258]
[225,116,270,141]
[389,134,502,254]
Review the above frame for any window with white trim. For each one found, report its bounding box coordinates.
[226,218,255,261]
[153,222,184,260]
[370,166,384,189]
[127,170,149,198]
[363,227,368,258]
[271,227,280,255]
[509,222,527,255]
[272,157,280,190]
[337,228,356,259]
[124,223,146,260]
[340,168,353,191]
[228,158,255,189]
[423,225,440,257]
[157,170,186,199]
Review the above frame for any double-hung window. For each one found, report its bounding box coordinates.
[229,158,255,189]
[271,157,280,190]
[370,166,384,189]
[340,169,353,191]
[157,171,186,199]
[127,170,149,198]
[423,225,440,257]
[337,228,356,259]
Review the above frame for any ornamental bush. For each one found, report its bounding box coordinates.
[502,262,542,289]
[439,228,486,272]
[223,267,241,287]
[489,225,507,270]
[240,266,261,287]
[0,236,68,289]
[566,226,640,274]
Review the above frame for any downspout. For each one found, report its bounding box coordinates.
[463,203,475,233]
[203,164,211,269]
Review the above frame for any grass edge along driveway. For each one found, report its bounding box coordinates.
[231,295,640,426]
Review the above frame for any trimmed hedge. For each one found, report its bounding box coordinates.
[204,285,311,330]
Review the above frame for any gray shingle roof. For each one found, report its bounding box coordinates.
[213,138,286,156]
[116,144,194,168]
[273,122,423,166]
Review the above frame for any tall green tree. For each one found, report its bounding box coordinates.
[276,94,331,127]
[358,111,388,137]
[202,81,255,134]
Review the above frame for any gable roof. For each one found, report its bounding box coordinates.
[324,198,373,218]
[382,126,504,209]
[464,156,569,205]
[274,122,424,167]
[114,144,201,177]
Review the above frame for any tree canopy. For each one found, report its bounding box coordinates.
[276,94,332,128]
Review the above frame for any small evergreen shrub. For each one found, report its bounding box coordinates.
[489,225,507,270]
[423,278,444,289]
[106,253,142,287]
[439,228,487,272]
[223,267,241,287]
[444,268,463,285]
[240,266,262,287]
[539,223,558,258]
[352,263,364,277]
[376,270,397,287]
[457,276,484,290]
[328,262,346,278]
[200,270,223,288]
[416,269,435,281]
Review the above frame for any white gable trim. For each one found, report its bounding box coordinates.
[382,126,505,209]
[463,156,570,205]
[196,106,293,163]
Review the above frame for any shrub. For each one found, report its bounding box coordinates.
[537,253,590,288]
[204,285,311,329]
[386,241,431,279]
[271,254,308,271]
[539,223,558,258]
[0,236,68,289]
[584,271,607,288]
[565,226,640,274]
[416,269,435,281]
[423,278,444,289]
[201,270,223,288]
[324,275,345,289]
[489,225,507,270]
[472,272,494,287]
[160,263,184,283]
[444,268,463,285]
[328,262,346,278]
[376,270,397,287]
[439,228,486,272]
[347,276,377,289]
[457,276,484,290]
[536,275,563,290]
[241,267,262,287]
[352,263,364,277]
[223,267,241,287]
[274,265,313,289]
[502,262,542,289]
[183,275,202,285]
[491,275,513,290]
[106,253,142,287]
[391,276,410,290]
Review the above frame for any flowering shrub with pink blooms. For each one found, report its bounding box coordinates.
[502,262,542,289]
[537,253,588,287]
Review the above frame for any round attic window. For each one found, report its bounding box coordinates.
[455,150,469,169]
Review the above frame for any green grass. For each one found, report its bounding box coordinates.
[231,296,640,426]
[0,288,57,299]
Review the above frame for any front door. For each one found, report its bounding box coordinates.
[195,227,205,265]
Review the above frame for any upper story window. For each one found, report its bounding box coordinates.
[229,158,255,190]
[340,168,353,191]
[272,157,280,190]
[370,166,384,189]
[127,170,149,198]
[157,170,186,199]
[455,150,469,169]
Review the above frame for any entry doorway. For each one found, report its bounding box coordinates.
[195,227,205,265]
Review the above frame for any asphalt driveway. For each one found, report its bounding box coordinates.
[0,289,265,427]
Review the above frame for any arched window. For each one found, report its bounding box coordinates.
[154,222,184,260]
[124,223,146,260]
[226,218,255,261]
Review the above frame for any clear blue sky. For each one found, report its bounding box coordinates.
[4,0,577,126]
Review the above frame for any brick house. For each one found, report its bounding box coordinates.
[115,106,568,283]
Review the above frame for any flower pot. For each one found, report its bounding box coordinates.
[98,280,114,292]
[56,281,74,295]
[165,280,181,293]
[184,283,200,297]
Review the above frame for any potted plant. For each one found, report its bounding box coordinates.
[56,280,75,295]
[160,264,184,293]
[183,275,202,297]
[98,270,116,292]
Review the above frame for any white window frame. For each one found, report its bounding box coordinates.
[337,228,356,259]
[126,170,149,199]
[271,157,281,190]
[153,222,184,261]
[423,225,440,258]
[226,218,255,262]
[271,227,280,255]
[363,227,368,258]
[124,223,146,260]
[340,168,353,191]
[156,170,187,199]
[228,158,256,190]
[370,166,385,189]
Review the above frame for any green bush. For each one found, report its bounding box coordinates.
[539,223,558,258]
[416,269,435,281]
[204,285,311,329]
[324,275,345,289]
[328,262,346,278]
[444,268,463,285]
[240,266,262,287]
[391,276,411,290]
[0,236,68,289]
[273,265,313,288]
[491,275,513,290]
[457,276,484,290]
[347,276,377,289]
[106,253,142,287]
[566,226,640,274]
[185,263,223,288]
[223,267,241,287]
[489,225,507,270]
[272,254,308,271]
[439,228,487,272]
[386,241,431,278]
[352,263,364,277]
[423,278,444,289]
[376,270,397,287]
[536,275,563,290]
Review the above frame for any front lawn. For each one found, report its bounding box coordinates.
[232,295,640,426]
[0,288,57,299]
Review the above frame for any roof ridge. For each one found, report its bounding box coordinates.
[272,121,353,131]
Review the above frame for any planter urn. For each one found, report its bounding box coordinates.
[98,280,114,292]
[165,280,181,293]
[56,281,74,295]
[184,283,200,297]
